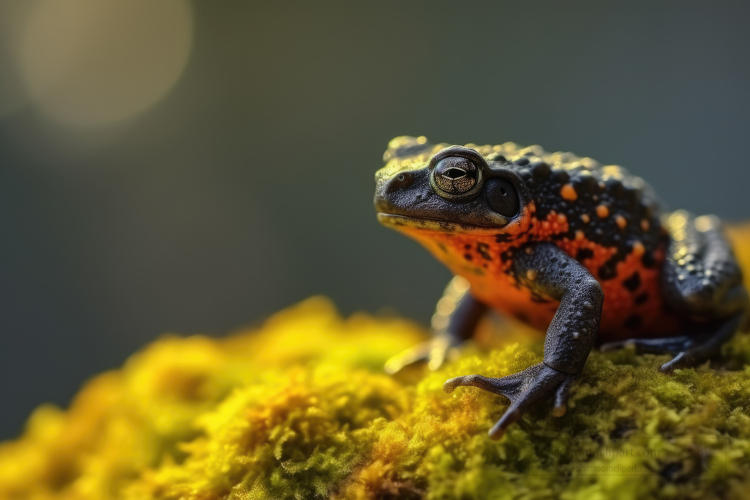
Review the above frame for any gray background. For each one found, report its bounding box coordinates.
[1,1,750,439]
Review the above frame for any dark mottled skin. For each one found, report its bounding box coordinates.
[374,136,749,439]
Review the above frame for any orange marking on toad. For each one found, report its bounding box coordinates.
[560,184,578,201]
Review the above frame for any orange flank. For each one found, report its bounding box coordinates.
[535,211,570,240]
[394,210,680,341]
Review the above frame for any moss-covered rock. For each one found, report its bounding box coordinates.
[1,225,750,500]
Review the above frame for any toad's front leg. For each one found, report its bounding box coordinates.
[385,276,487,374]
[444,243,603,439]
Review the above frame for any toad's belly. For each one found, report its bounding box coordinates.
[465,269,681,341]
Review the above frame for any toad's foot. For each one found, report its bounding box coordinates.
[385,336,460,374]
[443,362,574,439]
[600,313,744,374]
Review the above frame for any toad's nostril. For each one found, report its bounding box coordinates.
[387,171,414,191]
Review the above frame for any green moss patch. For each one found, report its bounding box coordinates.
[1,295,749,499]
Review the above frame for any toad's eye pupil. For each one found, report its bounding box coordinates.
[442,167,466,180]
[500,187,507,196]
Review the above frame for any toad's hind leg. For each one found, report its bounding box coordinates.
[601,212,749,372]
[601,314,744,372]
[384,276,487,374]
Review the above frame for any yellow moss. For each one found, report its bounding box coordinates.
[0,228,749,499]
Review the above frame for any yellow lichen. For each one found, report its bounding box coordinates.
[0,227,749,499]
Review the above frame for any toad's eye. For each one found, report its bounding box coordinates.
[432,157,478,196]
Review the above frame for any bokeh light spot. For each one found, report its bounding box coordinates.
[19,0,193,127]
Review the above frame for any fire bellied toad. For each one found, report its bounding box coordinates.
[374,136,749,439]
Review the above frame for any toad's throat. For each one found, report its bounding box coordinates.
[376,213,504,235]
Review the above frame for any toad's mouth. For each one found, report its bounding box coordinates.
[376,213,504,235]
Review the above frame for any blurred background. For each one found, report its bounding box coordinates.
[1,1,749,439]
